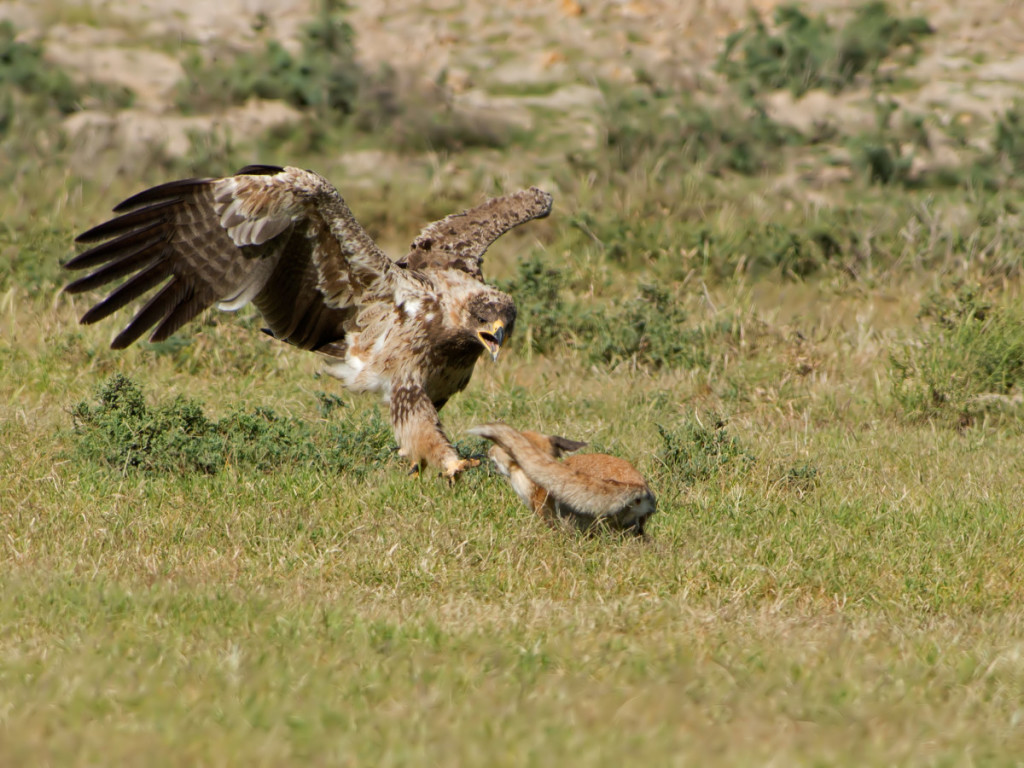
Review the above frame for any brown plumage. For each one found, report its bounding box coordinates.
[64,164,552,477]
[469,423,657,535]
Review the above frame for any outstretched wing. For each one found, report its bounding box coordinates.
[63,165,397,351]
[398,187,553,280]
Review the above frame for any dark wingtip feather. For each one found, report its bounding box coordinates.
[109,332,135,351]
[77,266,171,326]
[234,164,285,176]
[75,199,178,243]
[111,178,210,213]
[148,287,210,344]
[67,221,166,267]
[63,239,165,296]
[108,280,187,349]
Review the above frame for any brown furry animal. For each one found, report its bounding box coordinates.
[469,423,656,535]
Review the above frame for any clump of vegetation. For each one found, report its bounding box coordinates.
[656,415,755,484]
[596,86,799,177]
[354,67,519,153]
[0,21,79,114]
[685,218,844,279]
[585,285,716,370]
[500,258,750,370]
[71,374,395,474]
[0,222,71,290]
[0,20,132,120]
[568,201,849,283]
[993,99,1024,174]
[568,208,676,269]
[933,100,1024,192]
[176,0,360,116]
[781,462,819,495]
[173,8,520,154]
[717,2,933,97]
[889,285,1024,425]
[496,255,572,356]
[844,98,940,187]
[387,98,517,153]
[325,404,397,471]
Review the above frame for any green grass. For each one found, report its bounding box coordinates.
[69,372,397,475]
[5,1,1024,764]
[889,283,1024,426]
[6,256,1024,763]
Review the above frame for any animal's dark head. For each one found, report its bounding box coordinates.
[464,291,516,361]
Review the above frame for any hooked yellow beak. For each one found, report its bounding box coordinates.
[477,320,506,362]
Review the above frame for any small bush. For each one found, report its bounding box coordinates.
[656,416,755,484]
[324,406,397,470]
[599,86,799,176]
[173,10,519,154]
[717,2,933,97]
[162,127,243,178]
[934,101,1024,192]
[889,285,1024,425]
[176,0,359,116]
[993,100,1024,174]
[845,99,935,186]
[0,20,132,119]
[0,21,78,114]
[71,374,397,475]
[1,223,71,290]
[496,255,572,356]
[782,462,819,494]
[351,66,520,154]
[369,69,516,152]
[837,2,934,83]
[698,219,835,279]
[585,284,717,370]
[499,259,749,371]
[567,200,850,281]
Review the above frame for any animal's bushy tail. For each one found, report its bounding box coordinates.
[469,423,648,519]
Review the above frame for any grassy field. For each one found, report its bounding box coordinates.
[4,2,1024,765]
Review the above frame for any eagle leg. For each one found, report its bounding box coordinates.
[390,383,479,479]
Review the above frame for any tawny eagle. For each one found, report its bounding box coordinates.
[63,164,552,477]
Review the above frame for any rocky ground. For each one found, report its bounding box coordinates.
[3,0,1024,180]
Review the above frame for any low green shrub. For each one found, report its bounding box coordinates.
[993,99,1024,174]
[656,415,756,484]
[584,284,717,370]
[496,255,570,356]
[717,2,933,98]
[499,261,747,371]
[176,0,359,116]
[70,374,396,475]
[354,67,519,153]
[598,86,799,177]
[0,20,133,120]
[889,285,1024,425]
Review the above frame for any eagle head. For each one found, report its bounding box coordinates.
[464,290,516,362]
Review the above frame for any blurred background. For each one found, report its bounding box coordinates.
[4,0,1022,269]
[5,0,1024,422]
